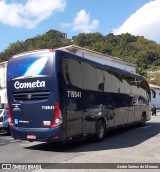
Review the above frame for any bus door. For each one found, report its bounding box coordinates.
[66,90,83,138]
[63,57,83,139]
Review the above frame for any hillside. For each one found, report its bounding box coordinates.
[1,29,160,84]
[0,30,71,62]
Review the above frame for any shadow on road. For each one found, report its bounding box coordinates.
[24,121,160,153]
[0,132,21,146]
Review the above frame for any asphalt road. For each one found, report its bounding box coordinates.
[1,112,160,171]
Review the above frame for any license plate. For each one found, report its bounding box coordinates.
[27,134,36,140]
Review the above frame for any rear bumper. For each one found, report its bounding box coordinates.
[10,126,66,142]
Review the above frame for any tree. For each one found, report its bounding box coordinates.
[1,30,160,85]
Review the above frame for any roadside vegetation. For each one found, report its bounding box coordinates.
[1,30,160,85]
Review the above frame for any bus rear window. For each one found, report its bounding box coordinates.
[7,53,53,81]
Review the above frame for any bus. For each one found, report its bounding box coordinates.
[7,49,151,142]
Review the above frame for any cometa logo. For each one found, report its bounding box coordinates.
[14,80,46,89]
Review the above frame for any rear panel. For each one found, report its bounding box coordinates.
[7,50,66,142]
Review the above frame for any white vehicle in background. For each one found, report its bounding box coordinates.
[0,109,10,135]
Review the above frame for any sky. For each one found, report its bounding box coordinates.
[0,0,160,52]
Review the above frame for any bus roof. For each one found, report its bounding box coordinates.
[11,49,54,59]
[9,48,144,81]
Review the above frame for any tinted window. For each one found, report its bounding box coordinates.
[64,58,82,88]
[104,70,120,93]
[81,62,97,90]
[104,70,112,92]
[97,68,104,91]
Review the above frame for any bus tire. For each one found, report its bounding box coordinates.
[139,113,146,127]
[94,119,106,141]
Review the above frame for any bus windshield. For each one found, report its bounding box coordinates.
[7,53,54,81]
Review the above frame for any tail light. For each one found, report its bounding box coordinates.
[8,104,15,126]
[50,103,63,128]
[0,116,3,122]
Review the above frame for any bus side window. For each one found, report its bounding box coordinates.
[119,76,131,94]
[64,58,82,88]
[97,68,104,91]
[104,70,120,93]
[104,71,112,92]
[81,62,97,91]
[65,61,71,85]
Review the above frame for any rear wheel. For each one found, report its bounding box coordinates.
[94,119,106,141]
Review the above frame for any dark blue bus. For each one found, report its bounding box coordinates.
[7,49,151,142]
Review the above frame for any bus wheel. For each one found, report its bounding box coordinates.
[140,114,146,127]
[94,119,106,141]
